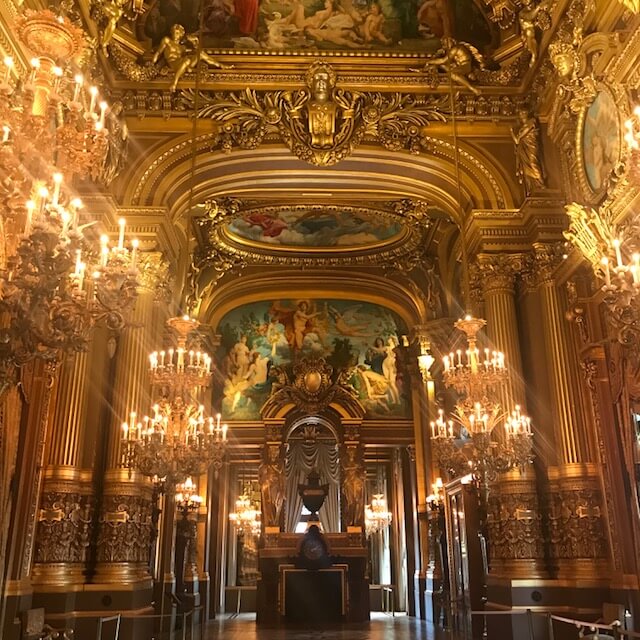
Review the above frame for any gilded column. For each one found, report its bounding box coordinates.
[475,254,546,580]
[476,253,526,410]
[2,361,58,632]
[409,326,438,621]
[531,243,609,579]
[31,351,93,588]
[94,252,169,584]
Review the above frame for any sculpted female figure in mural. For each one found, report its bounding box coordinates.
[260,446,286,528]
[230,334,251,377]
[293,300,321,350]
[304,0,364,49]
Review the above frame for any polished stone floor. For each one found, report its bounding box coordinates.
[202,613,464,640]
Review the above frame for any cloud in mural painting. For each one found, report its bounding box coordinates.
[216,299,411,421]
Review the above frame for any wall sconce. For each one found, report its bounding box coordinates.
[426,477,444,510]
[418,339,435,382]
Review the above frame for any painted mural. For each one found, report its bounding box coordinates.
[582,89,620,192]
[139,0,494,52]
[226,207,403,248]
[216,299,410,420]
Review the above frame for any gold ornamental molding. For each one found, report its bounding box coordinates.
[184,61,449,166]
[118,86,526,122]
[198,271,426,332]
[125,137,516,213]
[186,197,436,313]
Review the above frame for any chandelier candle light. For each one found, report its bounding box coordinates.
[122,315,228,489]
[175,476,204,514]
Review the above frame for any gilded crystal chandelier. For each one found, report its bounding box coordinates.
[121,315,228,489]
[229,488,261,537]
[0,8,137,385]
[364,494,392,537]
[432,316,533,489]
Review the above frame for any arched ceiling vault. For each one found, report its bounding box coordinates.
[200,271,427,331]
[121,136,521,224]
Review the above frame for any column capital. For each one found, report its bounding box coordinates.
[474,253,527,295]
[522,242,567,290]
[137,251,172,300]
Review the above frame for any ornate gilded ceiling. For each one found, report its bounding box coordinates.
[0,0,627,330]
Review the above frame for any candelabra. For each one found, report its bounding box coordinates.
[2,10,109,182]
[432,316,533,491]
[564,199,640,346]
[121,316,228,490]
[0,191,139,385]
[175,477,204,515]
[229,488,261,537]
[0,7,134,386]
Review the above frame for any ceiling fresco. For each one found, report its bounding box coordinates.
[135,0,495,53]
[215,298,411,420]
[224,205,404,250]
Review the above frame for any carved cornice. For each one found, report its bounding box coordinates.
[261,358,365,420]
[119,87,526,122]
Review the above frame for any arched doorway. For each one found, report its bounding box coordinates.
[284,415,341,533]
[255,358,370,625]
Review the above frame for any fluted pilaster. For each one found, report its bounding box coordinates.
[106,252,168,468]
[531,243,609,579]
[475,254,546,579]
[95,252,169,584]
[32,351,95,587]
[533,245,590,465]
[476,253,527,411]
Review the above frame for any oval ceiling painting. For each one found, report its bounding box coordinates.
[224,204,405,250]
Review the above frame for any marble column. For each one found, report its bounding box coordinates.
[476,253,547,580]
[532,243,609,579]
